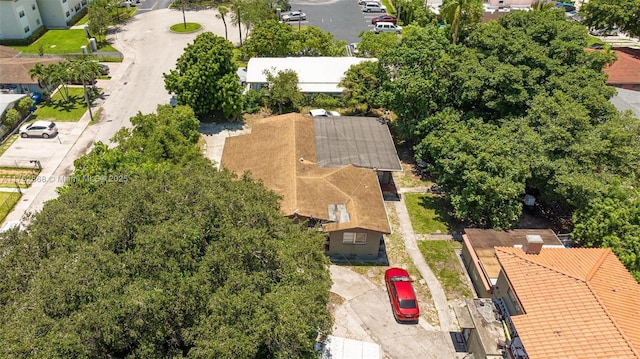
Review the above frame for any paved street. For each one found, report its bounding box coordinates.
[2,8,240,220]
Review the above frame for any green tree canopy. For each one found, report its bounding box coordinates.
[581,0,640,37]
[263,68,303,114]
[164,32,243,121]
[241,20,346,58]
[573,183,640,281]
[343,9,638,229]
[0,105,332,358]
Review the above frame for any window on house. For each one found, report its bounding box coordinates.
[19,10,25,17]
[36,18,40,25]
[32,4,36,10]
[24,26,30,33]
[342,232,367,245]
[65,11,70,17]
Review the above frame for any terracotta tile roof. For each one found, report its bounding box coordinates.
[496,247,640,359]
[0,57,62,85]
[463,228,563,279]
[604,48,640,85]
[221,114,391,234]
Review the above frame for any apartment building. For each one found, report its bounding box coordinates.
[0,0,43,40]
[0,0,91,40]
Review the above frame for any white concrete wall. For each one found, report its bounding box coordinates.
[0,0,43,39]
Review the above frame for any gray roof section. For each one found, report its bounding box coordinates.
[610,88,640,119]
[314,116,402,171]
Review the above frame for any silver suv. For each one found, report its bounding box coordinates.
[374,22,402,34]
[362,1,386,12]
[19,121,58,138]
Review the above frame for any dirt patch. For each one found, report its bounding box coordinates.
[328,292,345,316]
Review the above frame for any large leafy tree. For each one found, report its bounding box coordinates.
[241,20,346,58]
[164,32,243,121]
[0,105,332,358]
[439,0,483,44]
[377,25,454,138]
[87,0,111,42]
[581,0,640,38]
[415,111,541,228]
[356,30,399,58]
[263,69,303,114]
[339,60,382,114]
[573,184,640,281]
[241,20,295,58]
[349,9,637,228]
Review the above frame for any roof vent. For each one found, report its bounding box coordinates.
[523,234,544,255]
[327,203,350,223]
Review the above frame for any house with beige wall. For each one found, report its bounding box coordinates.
[221,113,400,259]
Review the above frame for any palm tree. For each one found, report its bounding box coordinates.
[216,6,230,40]
[440,0,483,44]
[70,59,101,120]
[230,0,245,45]
[28,63,50,90]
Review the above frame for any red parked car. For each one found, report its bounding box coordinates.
[372,15,397,25]
[384,268,419,323]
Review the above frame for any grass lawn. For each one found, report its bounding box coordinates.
[0,192,22,222]
[418,240,473,299]
[170,22,202,33]
[76,15,90,25]
[31,87,91,122]
[0,135,19,157]
[0,167,41,189]
[404,193,451,234]
[12,29,117,54]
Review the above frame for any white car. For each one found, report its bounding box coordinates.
[19,120,58,138]
[309,109,341,117]
[282,11,306,21]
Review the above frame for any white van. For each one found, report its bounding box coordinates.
[362,2,386,12]
[374,22,402,34]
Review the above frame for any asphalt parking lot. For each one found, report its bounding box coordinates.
[289,0,383,44]
[0,122,81,169]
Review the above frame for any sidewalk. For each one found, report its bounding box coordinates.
[393,187,458,332]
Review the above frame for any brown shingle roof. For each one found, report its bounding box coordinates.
[463,228,563,279]
[221,114,391,234]
[0,57,62,85]
[496,247,640,359]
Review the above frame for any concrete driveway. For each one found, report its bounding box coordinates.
[330,265,458,358]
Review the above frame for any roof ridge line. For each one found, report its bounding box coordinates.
[495,247,586,282]
[584,280,640,357]
[292,116,299,211]
[586,248,611,281]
